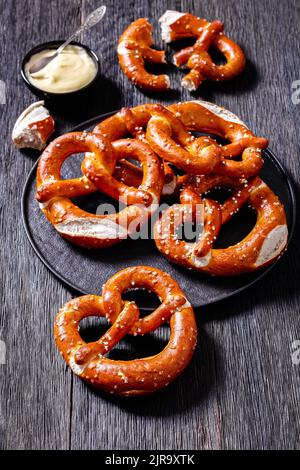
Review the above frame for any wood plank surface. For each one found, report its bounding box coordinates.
[0,0,299,450]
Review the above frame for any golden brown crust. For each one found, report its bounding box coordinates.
[94,101,268,179]
[82,138,163,207]
[36,132,164,248]
[145,104,222,174]
[154,175,288,276]
[117,18,169,92]
[159,11,246,91]
[113,107,178,198]
[36,101,274,262]
[54,266,197,396]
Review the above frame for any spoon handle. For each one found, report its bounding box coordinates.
[57,5,107,55]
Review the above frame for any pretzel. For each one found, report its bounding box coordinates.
[90,106,178,198]
[117,18,170,92]
[36,132,163,248]
[146,104,222,174]
[146,104,266,178]
[154,175,288,276]
[115,107,177,197]
[54,266,197,396]
[82,138,163,207]
[12,101,55,150]
[94,101,268,179]
[159,11,246,91]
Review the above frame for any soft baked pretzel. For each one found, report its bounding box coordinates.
[93,101,267,151]
[116,107,178,198]
[12,101,55,151]
[117,18,170,92]
[36,132,163,248]
[146,103,267,178]
[82,138,163,207]
[154,175,288,276]
[94,101,268,179]
[159,11,246,91]
[145,104,222,174]
[54,266,197,396]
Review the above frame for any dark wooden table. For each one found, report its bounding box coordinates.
[1,0,299,450]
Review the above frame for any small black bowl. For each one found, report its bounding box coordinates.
[21,40,101,99]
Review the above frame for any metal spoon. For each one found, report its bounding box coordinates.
[29,5,106,74]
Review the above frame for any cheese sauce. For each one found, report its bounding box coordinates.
[25,45,97,93]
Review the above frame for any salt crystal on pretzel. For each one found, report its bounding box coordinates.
[36,132,164,249]
[159,11,246,91]
[117,18,170,92]
[55,266,197,396]
[154,175,288,276]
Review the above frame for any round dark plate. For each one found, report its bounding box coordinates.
[21,111,296,309]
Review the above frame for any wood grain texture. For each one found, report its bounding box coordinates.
[0,0,299,450]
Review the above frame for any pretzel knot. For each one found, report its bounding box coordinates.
[145,104,222,174]
[36,132,164,248]
[117,18,170,92]
[116,107,178,198]
[159,11,246,91]
[146,104,268,178]
[94,101,268,180]
[154,175,288,276]
[54,267,197,396]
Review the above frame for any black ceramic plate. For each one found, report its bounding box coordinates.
[21,111,296,309]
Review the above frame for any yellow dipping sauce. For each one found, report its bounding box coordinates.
[25,45,98,93]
